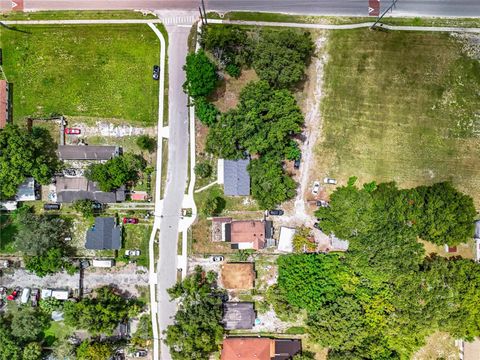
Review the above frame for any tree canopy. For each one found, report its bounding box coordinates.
[165,266,226,360]
[195,97,220,126]
[0,124,60,199]
[85,153,146,192]
[136,135,157,153]
[252,29,314,89]
[183,50,218,98]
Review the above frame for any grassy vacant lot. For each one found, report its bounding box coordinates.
[119,224,151,267]
[0,25,159,125]
[1,10,156,21]
[316,29,480,205]
[0,213,16,253]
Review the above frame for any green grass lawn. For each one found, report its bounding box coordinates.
[43,321,74,346]
[0,213,16,253]
[316,29,480,205]
[0,24,159,125]
[1,10,157,21]
[119,224,151,267]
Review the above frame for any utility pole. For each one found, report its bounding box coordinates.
[201,0,208,25]
[199,6,205,25]
[372,0,398,28]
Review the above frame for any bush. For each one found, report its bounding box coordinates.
[201,194,225,216]
[225,63,241,78]
[194,162,213,178]
[195,97,220,126]
[72,199,95,218]
[183,50,218,98]
[136,135,156,153]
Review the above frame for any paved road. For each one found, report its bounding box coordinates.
[154,23,190,360]
[4,0,480,17]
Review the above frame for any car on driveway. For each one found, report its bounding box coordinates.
[269,209,284,216]
[123,217,139,224]
[212,255,224,262]
[64,128,81,135]
[133,350,148,357]
[323,177,337,185]
[312,181,320,195]
[153,65,160,80]
[316,200,329,207]
[7,287,20,301]
[294,155,301,169]
[125,250,141,256]
[30,289,39,307]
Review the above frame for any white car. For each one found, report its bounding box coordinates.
[124,250,141,256]
[312,181,320,195]
[323,177,337,185]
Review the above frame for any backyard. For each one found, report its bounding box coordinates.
[0,24,160,125]
[315,29,480,205]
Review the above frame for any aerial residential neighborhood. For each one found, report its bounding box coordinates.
[0,1,480,360]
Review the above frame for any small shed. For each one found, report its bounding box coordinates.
[223,302,256,330]
[278,227,296,253]
[16,177,37,201]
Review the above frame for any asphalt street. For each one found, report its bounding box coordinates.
[4,0,480,16]
[155,24,190,360]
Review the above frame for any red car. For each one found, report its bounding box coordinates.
[64,128,81,135]
[123,217,139,224]
[7,288,20,301]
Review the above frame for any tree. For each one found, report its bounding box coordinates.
[136,135,156,153]
[165,266,226,360]
[64,286,140,335]
[25,247,76,277]
[194,161,213,178]
[0,321,21,360]
[195,97,220,126]
[201,194,225,216]
[85,153,146,192]
[248,156,296,209]
[76,341,113,360]
[72,199,95,218]
[131,314,152,347]
[10,307,48,344]
[183,50,218,98]
[14,212,70,256]
[0,124,60,199]
[22,343,42,360]
[292,226,317,253]
[252,29,314,89]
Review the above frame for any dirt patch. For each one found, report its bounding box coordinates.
[68,120,156,138]
[195,119,210,154]
[211,69,259,113]
[221,262,255,290]
[412,331,459,360]
[419,239,475,260]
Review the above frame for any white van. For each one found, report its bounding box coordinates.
[92,259,114,268]
[21,287,31,304]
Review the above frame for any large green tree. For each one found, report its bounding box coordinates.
[22,343,42,360]
[10,307,49,344]
[0,124,60,199]
[0,321,21,360]
[85,153,146,192]
[165,266,226,360]
[76,341,113,360]
[183,50,218,98]
[252,29,314,89]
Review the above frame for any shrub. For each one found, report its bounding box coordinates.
[195,97,220,126]
[225,63,241,78]
[136,135,156,153]
[194,162,213,178]
[183,50,218,98]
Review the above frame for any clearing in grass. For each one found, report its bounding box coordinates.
[0,25,159,125]
[316,29,480,205]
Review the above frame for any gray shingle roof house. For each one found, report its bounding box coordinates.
[58,145,120,161]
[223,159,250,196]
[223,302,256,330]
[56,176,125,203]
[475,220,480,240]
[85,217,122,250]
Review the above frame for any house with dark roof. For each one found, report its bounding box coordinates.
[222,220,273,250]
[85,217,122,250]
[55,176,125,203]
[58,145,120,161]
[222,302,256,330]
[221,338,302,360]
[0,80,11,130]
[221,159,251,196]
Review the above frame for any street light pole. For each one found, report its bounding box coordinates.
[372,0,398,28]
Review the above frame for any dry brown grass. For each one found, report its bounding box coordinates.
[420,238,476,260]
[211,69,259,113]
[221,262,255,290]
[412,332,459,360]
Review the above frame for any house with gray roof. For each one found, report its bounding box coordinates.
[85,217,122,250]
[222,302,256,330]
[222,159,250,196]
[58,145,120,161]
[55,176,125,203]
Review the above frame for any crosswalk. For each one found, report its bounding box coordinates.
[157,14,197,26]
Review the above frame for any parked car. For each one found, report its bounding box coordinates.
[212,255,224,262]
[312,181,320,195]
[316,200,329,207]
[123,217,139,224]
[323,177,337,185]
[92,202,103,210]
[64,128,81,135]
[30,288,39,307]
[294,155,301,169]
[152,65,160,80]
[133,350,148,358]
[269,209,285,216]
[44,203,61,211]
[313,222,322,231]
[21,288,31,304]
[125,250,141,256]
[7,287,20,301]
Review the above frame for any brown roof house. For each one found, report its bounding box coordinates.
[217,219,273,250]
[221,338,302,360]
[221,263,255,290]
[0,80,12,129]
[222,302,256,330]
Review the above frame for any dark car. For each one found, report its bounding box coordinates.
[294,155,301,169]
[44,203,61,211]
[133,350,148,358]
[316,200,329,208]
[313,222,322,231]
[269,209,284,216]
[92,202,103,210]
[152,65,160,80]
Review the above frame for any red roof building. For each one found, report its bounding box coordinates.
[221,338,302,360]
